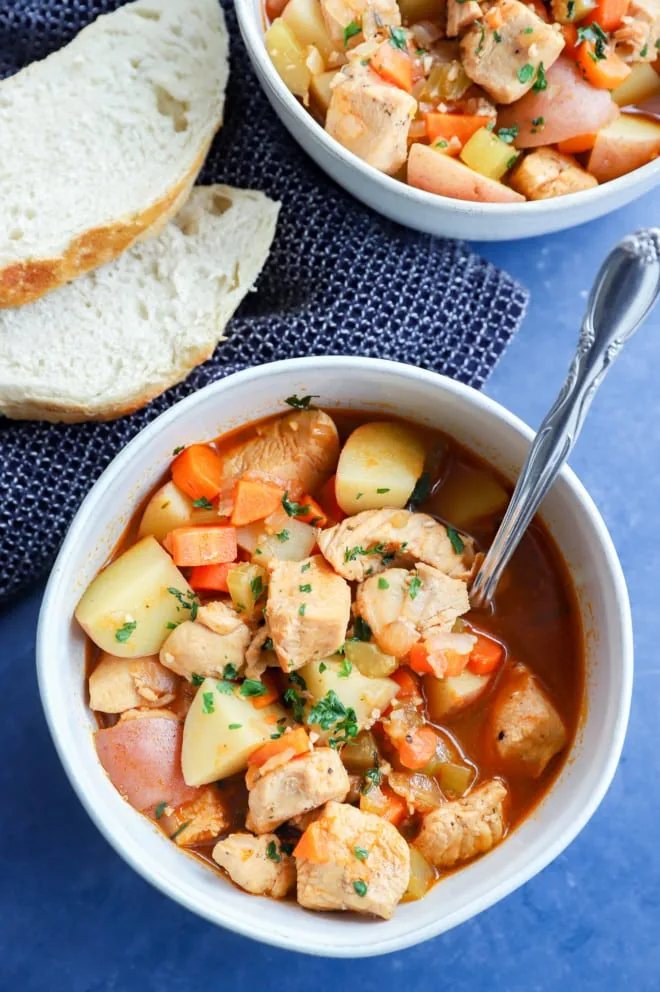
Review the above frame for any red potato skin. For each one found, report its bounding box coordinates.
[95,716,198,813]
[407,143,525,203]
[497,58,620,148]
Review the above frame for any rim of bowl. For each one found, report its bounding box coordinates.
[36,357,633,956]
[235,0,660,219]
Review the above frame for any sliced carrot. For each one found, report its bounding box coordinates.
[171,445,224,502]
[560,23,579,55]
[468,633,505,675]
[444,650,471,678]
[390,666,421,699]
[583,0,629,31]
[398,726,438,770]
[188,562,234,593]
[293,821,329,863]
[230,479,284,527]
[250,672,280,710]
[247,726,309,766]
[371,42,413,93]
[485,4,504,29]
[291,495,329,528]
[408,641,435,675]
[167,526,237,567]
[576,42,631,89]
[425,112,490,147]
[318,475,346,524]
[379,784,409,825]
[556,132,598,153]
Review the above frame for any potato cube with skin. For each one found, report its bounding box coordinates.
[213,833,296,898]
[408,142,526,202]
[509,147,598,199]
[461,0,565,104]
[160,785,230,847]
[587,113,660,183]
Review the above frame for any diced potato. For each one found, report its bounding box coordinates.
[182,677,288,785]
[254,508,318,563]
[305,44,325,76]
[310,69,339,112]
[344,640,398,677]
[588,113,660,183]
[399,0,445,22]
[76,536,194,657]
[612,64,660,107]
[424,669,493,721]
[138,481,218,543]
[431,463,508,527]
[460,127,520,181]
[226,562,268,619]
[551,0,597,21]
[300,657,399,736]
[265,18,311,101]
[341,730,380,772]
[403,845,436,901]
[408,143,526,202]
[335,421,426,515]
[281,0,334,63]
[235,521,263,554]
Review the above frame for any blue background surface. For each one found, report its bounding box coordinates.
[3,189,659,991]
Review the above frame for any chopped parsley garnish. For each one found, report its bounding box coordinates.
[282,491,311,518]
[283,686,306,723]
[165,621,179,630]
[191,673,205,687]
[407,471,431,511]
[115,620,136,643]
[290,672,307,690]
[354,847,369,861]
[577,22,608,61]
[266,840,282,862]
[353,616,372,642]
[409,574,422,599]
[250,575,264,599]
[532,61,547,91]
[415,47,425,55]
[493,30,502,42]
[517,63,534,83]
[361,765,382,794]
[497,124,519,144]
[155,800,168,820]
[270,724,286,740]
[338,658,353,678]
[170,821,190,841]
[640,43,648,57]
[355,492,363,501]
[319,661,327,673]
[280,842,295,856]
[378,577,390,590]
[223,663,239,680]
[567,0,575,16]
[447,526,465,554]
[276,528,290,543]
[389,26,407,50]
[475,22,486,55]
[308,690,358,746]
[299,583,312,593]
[262,638,274,652]
[435,139,449,149]
[523,26,534,34]
[531,115,545,129]
[202,691,215,714]
[344,542,391,563]
[172,445,184,455]
[228,723,242,730]
[240,679,268,698]
[192,496,213,509]
[376,487,390,494]
[167,586,199,621]
[343,19,361,46]
[285,394,319,410]
[299,604,306,617]
[301,562,311,572]
[353,880,368,897]
[506,154,519,169]
[216,680,234,695]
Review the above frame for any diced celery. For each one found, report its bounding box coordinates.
[344,641,398,677]
[422,61,472,103]
[403,846,436,901]
[461,128,520,181]
[341,731,380,772]
[437,761,474,797]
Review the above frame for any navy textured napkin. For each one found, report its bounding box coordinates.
[0,0,528,605]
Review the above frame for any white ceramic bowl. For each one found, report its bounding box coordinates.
[37,357,632,957]
[236,0,659,241]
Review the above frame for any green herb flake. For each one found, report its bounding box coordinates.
[319,661,327,673]
[519,64,536,85]
[497,124,519,144]
[389,26,407,50]
[166,621,179,630]
[155,800,168,820]
[216,680,234,695]
[192,496,213,510]
[283,686,306,723]
[170,821,191,841]
[262,638,274,652]
[266,839,282,862]
[172,445,184,455]
[301,562,311,572]
[167,587,199,621]
[276,528,290,543]
[532,61,548,90]
[250,575,264,600]
[202,692,215,714]
[191,673,205,687]
[415,47,425,54]
[409,574,422,600]
[343,19,361,46]
[435,139,449,149]
[344,541,391,563]
[475,22,486,55]
[493,29,502,41]
[299,583,312,593]
[338,658,353,678]
[353,880,368,897]
[228,723,242,730]
[223,663,239,680]
[640,43,648,57]
[290,672,307,690]
[280,842,295,856]
[308,689,358,746]
[354,846,369,861]
[523,26,534,34]
[447,526,465,554]
[240,679,268,698]
[407,471,431,511]
[282,491,312,518]
[376,487,390,494]
[353,616,372,642]
[378,577,390,590]
[285,394,319,410]
[567,0,575,16]
[355,492,364,500]
[299,603,307,617]
[361,765,382,794]
[270,724,286,740]
[115,620,137,643]
[506,154,519,169]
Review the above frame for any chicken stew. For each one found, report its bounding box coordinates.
[264,0,660,202]
[77,403,583,920]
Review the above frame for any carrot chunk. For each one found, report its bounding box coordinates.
[318,475,346,524]
[556,132,598,153]
[171,445,224,502]
[250,672,280,710]
[230,479,284,527]
[293,821,329,863]
[249,726,310,766]
[287,494,329,527]
[583,0,629,31]
[467,633,505,675]
[167,526,237,567]
[560,23,579,55]
[371,43,413,93]
[188,562,234,593]
[408,641,435,675]
[398,726,438,770]
[390,666,421,699]
[425,113,490,147]
[576,42,631,89]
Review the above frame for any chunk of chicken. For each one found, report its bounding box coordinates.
[414,779,508,868]
[89,652,178,713]
[247,748,350,834]
[461,1,564,104]
[614,0,660,62]
[326,60,417,175]
[318,508,478,582]
[267,554,351,673]
[160,785,230,847]
[213,833,296,898]
[489,662,567,777]
[295,801,410,919]
[221,410,339,498]
[356,563,470,658]
[244,626,272,679]
[159,601,250,682]
[509,147,598,199]
[447,0,482,37]
[320,0,401,49]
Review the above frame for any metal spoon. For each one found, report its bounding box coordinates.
[470,228,660,610]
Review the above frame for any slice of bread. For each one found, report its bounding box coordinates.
[0,186,280,422]
[0,0,229,308]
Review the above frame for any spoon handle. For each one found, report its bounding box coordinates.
[470,229,660,610]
